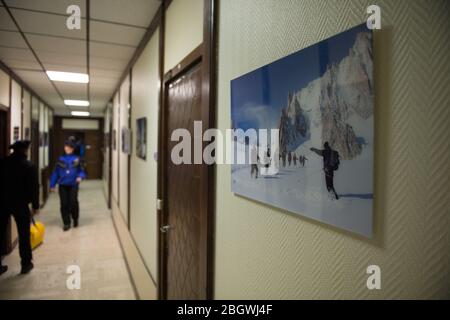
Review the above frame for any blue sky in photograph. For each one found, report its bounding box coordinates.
[231,24,370,131]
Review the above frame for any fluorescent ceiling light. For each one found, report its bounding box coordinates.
[64,100,90,107]
[71,111,90,117]
[46,71,89,83]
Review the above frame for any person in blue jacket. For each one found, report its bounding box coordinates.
[50,140,86,231]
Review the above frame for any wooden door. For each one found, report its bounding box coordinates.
[30,120,39,168]
[84,130,103,179]
[0,109,13,255]
[0,110,7,158]
[161,61,204,300]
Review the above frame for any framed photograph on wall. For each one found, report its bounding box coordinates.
[121,127,131,154]
[112,129,117,150]
[136,117,147,160]
[13,126,19,142]
[230,24,374,237]
[24,127,30,140]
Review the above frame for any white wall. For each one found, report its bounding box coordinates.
[31,96,39,122]
[214,0,450,299]
[39,102,44,171]
[0,69,9,107]
[22,90,31,139]
[164,0,204,72]
[119,75,130,223]
[10,80,21,142]
[112,93,120,204]
[130,29,159,280]
[62,118,99,130]
[103,104,111,199]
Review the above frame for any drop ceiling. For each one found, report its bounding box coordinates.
[0,0,161,117]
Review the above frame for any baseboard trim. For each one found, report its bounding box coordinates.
[111,200,157,300]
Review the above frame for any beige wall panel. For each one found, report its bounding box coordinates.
[119,75,130,223]
[10,80,21,142]
[112,93,120,203]
[164,0,204,72]
[130,30,159,281]
[0,69,9,107]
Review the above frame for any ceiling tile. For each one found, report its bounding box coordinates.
[10,9,86,40]
[7,59,41,70]
[90,42,135,60]
[5,0,86,17]
[0,6,17,31]
[14,69,62,105]
[91,0,160,28]
[38,51,86,69]
[0,30,27,48]
[90,76,119,87]
[91,20,145,46]
[41,63,86,74]
[90,56,128,71]
[0,46,36,62]
[54,81,87,98]
[27,34,86,55]
[90,68,122,78]
[53,106,70,116]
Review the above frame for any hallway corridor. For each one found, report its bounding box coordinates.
[0,181,136,300]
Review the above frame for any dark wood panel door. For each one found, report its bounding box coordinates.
[0,110,8,158]
[0,109,13,255]
[163,62,203,300]
[30,120,39,168]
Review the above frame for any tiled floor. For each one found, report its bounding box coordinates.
[0,180,136,300]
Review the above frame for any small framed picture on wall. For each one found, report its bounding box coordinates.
[113,129,117,150]
[13,127,20,142]
[136,117,147,160]
[24,127,30,140]
[121,127,131,154]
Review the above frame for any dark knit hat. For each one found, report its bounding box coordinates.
[64,139,77,149]
[9,140,31,150]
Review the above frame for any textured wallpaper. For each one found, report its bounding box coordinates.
[215,0,450,299]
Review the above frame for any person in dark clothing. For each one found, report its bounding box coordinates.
[0,140,39,275]
[310,142,339,200]
[299,155,308,167]
[293,153,298,166]
[288,152,292,166]
[250,145,259,179]
[50,140,86,231]
[282,152,286,167]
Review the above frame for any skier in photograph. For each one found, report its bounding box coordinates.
[250,145,259,179]
[310,142,340,200]
[288,151,292,166]
[299,154,308,167]
[293,153,298,166]
[262,147,271,175]
[282,151,286,167]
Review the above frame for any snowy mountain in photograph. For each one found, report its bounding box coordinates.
[279,32,373,160]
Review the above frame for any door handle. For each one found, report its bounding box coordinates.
[160,225,172,233]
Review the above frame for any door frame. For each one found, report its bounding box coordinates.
[157,0,217,300]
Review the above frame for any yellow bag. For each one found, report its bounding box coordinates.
[30,218,45,250]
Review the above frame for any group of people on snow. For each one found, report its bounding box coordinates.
[249,141,340,200]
